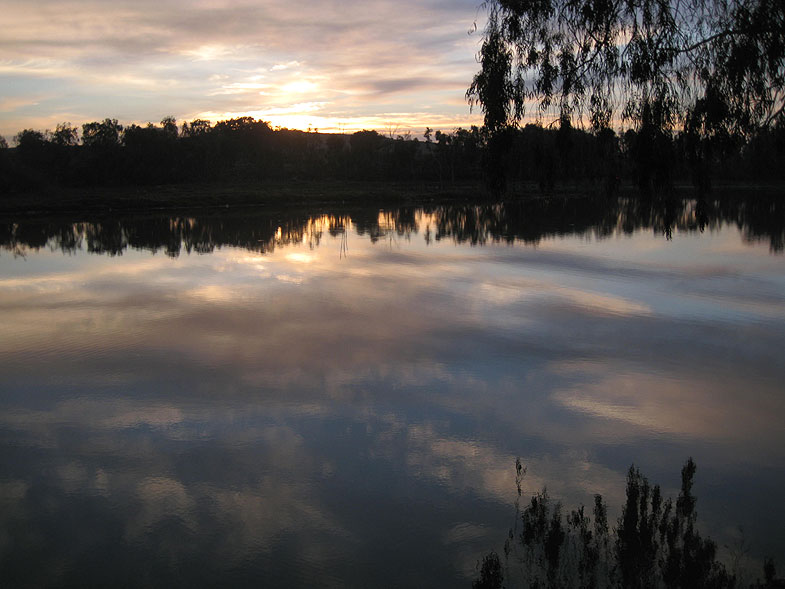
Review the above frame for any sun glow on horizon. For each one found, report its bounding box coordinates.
[0,0,488,139]
[188,107,481,135]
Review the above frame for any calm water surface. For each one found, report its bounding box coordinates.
[1,197,784,586]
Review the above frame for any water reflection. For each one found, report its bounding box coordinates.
[2,193,784,257]
[1,196,784,587]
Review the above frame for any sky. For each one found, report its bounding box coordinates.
[0,0,487,141]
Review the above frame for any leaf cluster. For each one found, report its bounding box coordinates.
[468,0,785,138]
[481,458,751,588]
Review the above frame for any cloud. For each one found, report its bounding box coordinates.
[271,60,301,71]
[0,0,486,136]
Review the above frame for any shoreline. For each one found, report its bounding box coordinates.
[1,179,782,219]
[0,180,486,218]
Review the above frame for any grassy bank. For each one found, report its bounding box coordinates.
[2,179,782,219]
[0,180,493,218]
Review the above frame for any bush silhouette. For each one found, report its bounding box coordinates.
[477,458,781,588]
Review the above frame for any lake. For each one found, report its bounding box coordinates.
[1,194,784,587]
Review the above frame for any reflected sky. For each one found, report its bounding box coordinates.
[1,206,784,586]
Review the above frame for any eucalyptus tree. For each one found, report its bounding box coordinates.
[469,0,783,132]
[81,118,123,148]
[467,0,785,189]
[52,123,79,147]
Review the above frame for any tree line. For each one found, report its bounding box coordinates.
[0,114,783,196]
[0,117,483,192]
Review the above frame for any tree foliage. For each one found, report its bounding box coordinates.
[0,116,492,192]
[477,458,785,588]
[468,0,785,138]
[2,113,783,195]
[81,118,122,148]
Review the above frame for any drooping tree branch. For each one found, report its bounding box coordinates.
[468,0,785,138]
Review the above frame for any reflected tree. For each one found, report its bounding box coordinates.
[475,458,785,588]
[2,195,784,257]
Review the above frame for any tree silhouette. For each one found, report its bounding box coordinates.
[467,0,784,191]
[469,0,783,133]
[476,458,777,588]
[51,123,78,147]
[82,118,122,148]
[1,113,782,195]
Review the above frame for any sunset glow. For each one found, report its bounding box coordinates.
[0,0,485,139]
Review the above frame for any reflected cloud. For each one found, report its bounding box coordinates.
[555,288,653,317]
[285,252,315,264]
[551,368,785,457]
[1,199,785,584]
